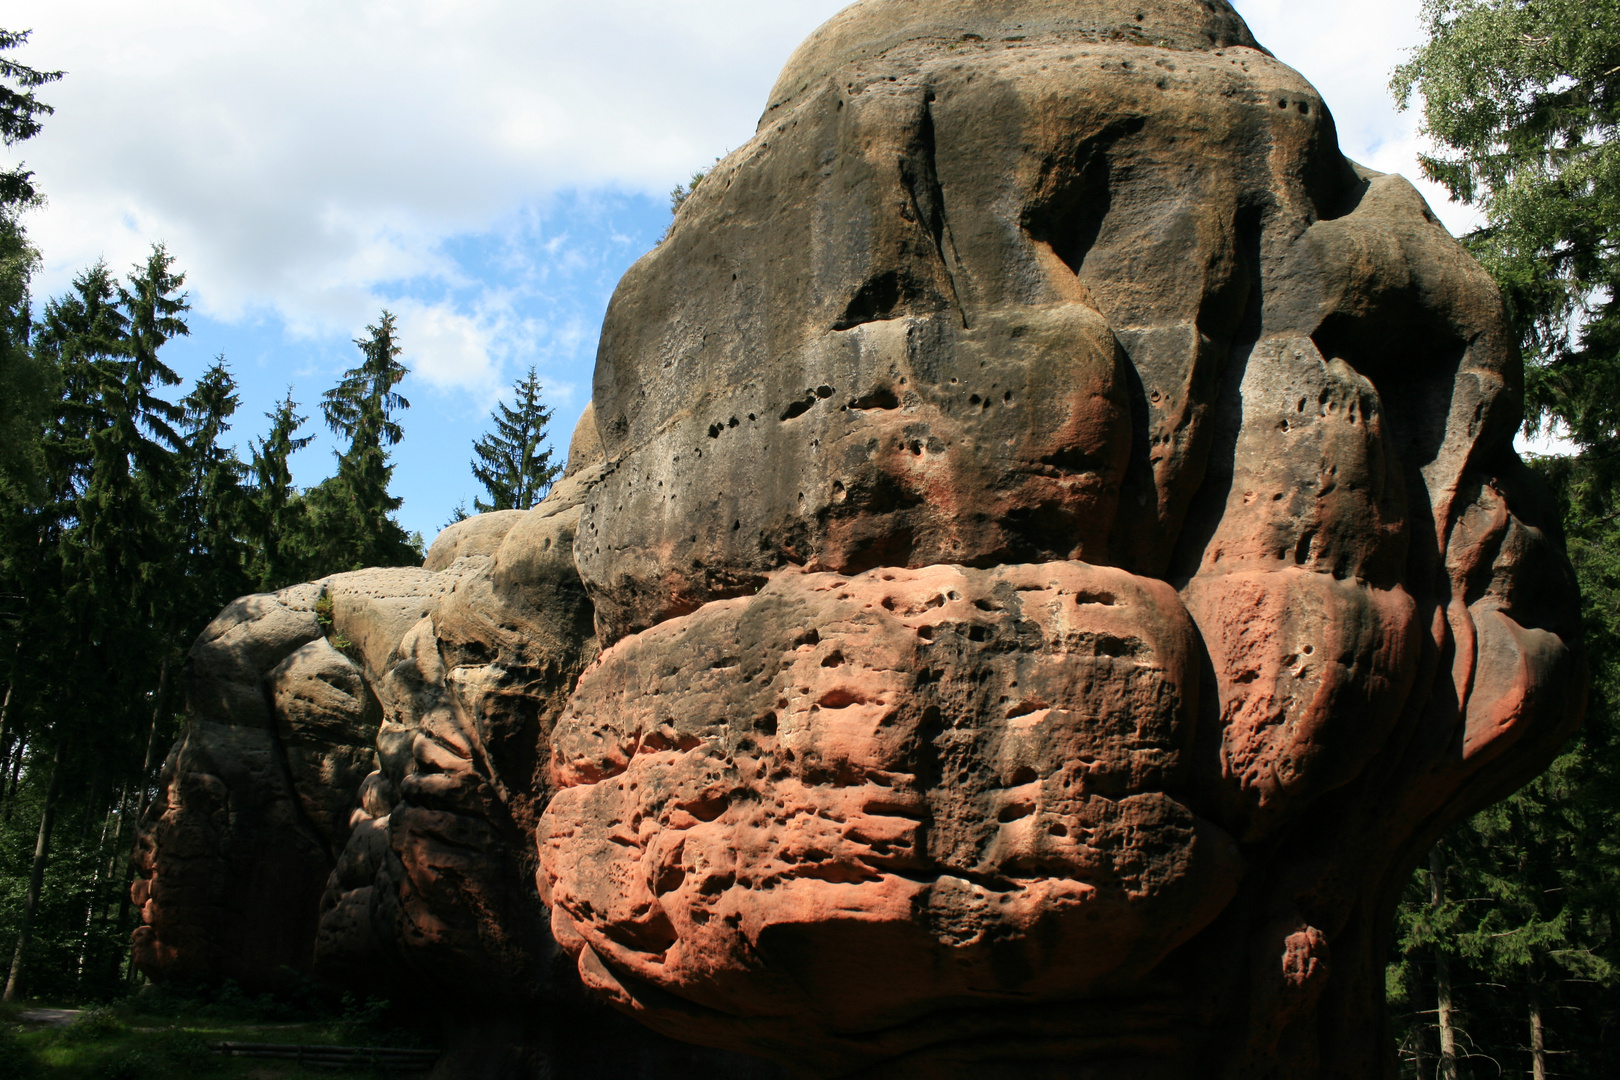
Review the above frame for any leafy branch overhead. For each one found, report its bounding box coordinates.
[1390,3,1620,1076]
[0,29,63,209]
[1394,0,1620,512]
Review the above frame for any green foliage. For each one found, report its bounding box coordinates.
[668,166,710,217]
[302,311,420,573]
[0,1022,39,1078]
[1387,7,1620,1074]
[469,366,560,513]
[0,29,63,210]
[175,361,253,612]
[1388,473,1620,1075]
[0,215,47,500]
[247,391,314,591]
[327,993,396,1045]
[0,187,421,1007]
[116,977,331,1025]
[666,156,724,237]
[58,1008,126,1043]
[1394,0,1620,511]
[312,593,353,653]
[0,30,60,500]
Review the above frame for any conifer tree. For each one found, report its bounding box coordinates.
[177,360,252,612]
[0,210,44,498]
[0,30,62,210]
[0,28,61,497]
[2,248,190,1001]
[306,311,418,571]
[470,365,560,513]
[1388,5,1620,1074]
[249,390,314,590]
[1394,0,1620,511]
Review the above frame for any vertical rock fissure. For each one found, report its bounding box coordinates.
[912,93,970,330]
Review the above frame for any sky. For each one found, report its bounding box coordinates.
[1,1,1496,542]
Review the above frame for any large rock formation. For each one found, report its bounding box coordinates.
[133,433,781,1078]
[134,2,1585,1078]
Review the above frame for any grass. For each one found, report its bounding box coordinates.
[0,991,438,1080]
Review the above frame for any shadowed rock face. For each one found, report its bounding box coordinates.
[132,431,784,1079]
[136,1,1582,1078]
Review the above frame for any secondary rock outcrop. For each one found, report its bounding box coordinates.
[135,2,1584,1077]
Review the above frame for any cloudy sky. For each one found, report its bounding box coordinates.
[3,0,1478,541]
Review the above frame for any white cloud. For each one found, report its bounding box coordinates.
[4,0,848,334]
[3,0,1492,399]
[391,301,499,394]
[1235,0,1486,236]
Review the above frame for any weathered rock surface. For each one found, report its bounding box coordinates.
[135,414,782,1076]
[133,586,328,989]
[538,1,1585,1076]
[132,567,479,991]
[543,563,1243,1068]
[136,1,1584,1077]
[314,463,603,1006]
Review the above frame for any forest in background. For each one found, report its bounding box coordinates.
[1385,2,1620,1077]
[0,28,563,1010]
[0,1,1617,1076]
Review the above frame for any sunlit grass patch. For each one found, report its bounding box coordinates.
[2,1007,434,1079]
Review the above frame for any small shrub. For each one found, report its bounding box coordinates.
[60,1006,129,1042]
[117,980,200,1020]
[0,1025,40,1078]
[146,1027,216,1070]
[120,975,336,1024]
[331,992,392,1041]
[96,1051,153,1080]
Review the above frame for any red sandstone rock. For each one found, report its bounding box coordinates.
[541,562,1240,1069]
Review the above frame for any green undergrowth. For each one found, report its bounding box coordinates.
[1,987,437,1080]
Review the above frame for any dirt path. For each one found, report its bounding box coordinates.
[17,1007,80,1026]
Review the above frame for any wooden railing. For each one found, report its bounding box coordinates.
[210,1041,440,1071]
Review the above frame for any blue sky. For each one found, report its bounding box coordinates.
[4,1,1489,542]
[158,190,669,534]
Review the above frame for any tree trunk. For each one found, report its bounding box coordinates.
[5,741,64,1002]
[0,641,18,758]
[0,675,14,812]
[76,793,123,987]
[135,657,169,818]
[1430,846,1460,1080]
[0,727,14,813]
[0,678,13,768]
[0,743,22,823]
[1529,979,1547,1080]
[118,657,171,983]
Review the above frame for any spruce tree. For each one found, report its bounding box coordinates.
[306,310,418,571]
[0,28,61,497]
[1387,6,1620,1074]
[470,366,561,513]
[2,249,190,1001]
[1393,0,1620,511]
[0,208,45,498]
[0,29,63,211]
[177,360,252,611]
[249,390,314,590]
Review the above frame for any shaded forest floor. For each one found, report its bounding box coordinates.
[0,992,441,1079]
